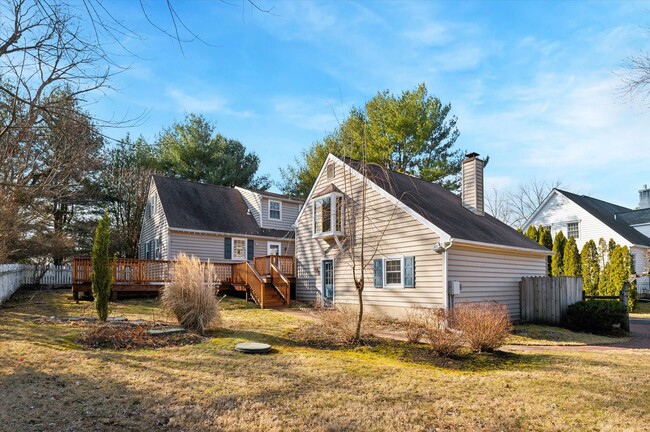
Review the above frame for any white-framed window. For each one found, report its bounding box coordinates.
[232,238,247,260]
[267,242,281,256]
[567,221,579,239]
[384,258,403,287]
[145,197,152,219]
[269,200,282,220]
[313,192,345,237]
[155,237,161,259]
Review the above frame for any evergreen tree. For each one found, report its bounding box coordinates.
[580,240,600,296]
[524,225,539,242]
[563,236,581,276]
[609,245,636,310]
[551,231,566,276]
[91,212,112,321]
[538,227,553,276]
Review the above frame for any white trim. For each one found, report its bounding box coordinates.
[268,199,282,221]
[267,241,282,255]
[451,238,552,256]
[321,258,335,305]
[167,226,292,242]
[523,189,559,229]
[231,237,247,261]
[382,256,404,289]
[311,192,345,238]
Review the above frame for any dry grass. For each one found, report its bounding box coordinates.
[404,306,427,343]
[290,305,380,347]
[161,253,220,334]
[1,288,650,431]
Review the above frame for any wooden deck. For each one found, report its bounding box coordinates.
[72,255,295,308]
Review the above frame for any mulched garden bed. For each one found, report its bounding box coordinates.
[75,323,204,350]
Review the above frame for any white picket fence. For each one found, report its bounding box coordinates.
[0,264,72,305]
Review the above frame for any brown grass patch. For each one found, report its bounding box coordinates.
[76,323,204,350]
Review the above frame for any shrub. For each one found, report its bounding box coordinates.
[452,302,512,353]
[404,306,428,344]
[319,305,367,345]
[566,300,628,334]
[91,212,112,321]
[423,308,464,357]
[161,253,220,334]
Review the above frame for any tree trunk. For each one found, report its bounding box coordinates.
[355,285,364,343]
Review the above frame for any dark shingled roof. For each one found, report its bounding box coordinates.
[342,159,548,251]
[555,189,650,247]
[152,176,292,238]
[616,208,650,226]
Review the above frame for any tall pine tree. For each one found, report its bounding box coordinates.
[524,225,539,242]
[563,236,581,276]
[551,231,566,277]
[580,240,600,296]
[538,227,553,276]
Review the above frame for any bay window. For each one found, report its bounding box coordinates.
[313,192,345,237]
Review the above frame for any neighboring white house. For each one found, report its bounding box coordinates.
[138,176,303,262]
[293,153,550,320]
[523,187,650,275]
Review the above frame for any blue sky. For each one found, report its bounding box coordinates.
[94,0,650,208]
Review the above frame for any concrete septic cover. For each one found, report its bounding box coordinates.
[234,342,272,354]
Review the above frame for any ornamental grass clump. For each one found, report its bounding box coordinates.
[453,302,512,353]
[161,253,220,334]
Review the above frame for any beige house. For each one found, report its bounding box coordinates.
[293,153,550,320]
[139,176,303,263]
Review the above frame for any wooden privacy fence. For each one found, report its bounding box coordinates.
[520,276,583,324]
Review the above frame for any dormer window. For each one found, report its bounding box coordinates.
[269,200,282,221]
[313,192,344,238]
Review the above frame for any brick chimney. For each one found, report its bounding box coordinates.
[462,152,485,216]
[640,184,650,209]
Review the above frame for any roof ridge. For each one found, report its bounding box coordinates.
[153,174,236,190]
[556,188,632,211]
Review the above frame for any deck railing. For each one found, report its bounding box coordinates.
[253,255,294,276]
[73,258,237,285]
[270,262,290,306]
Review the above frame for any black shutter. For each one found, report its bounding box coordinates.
[224,238,232,260]
[247,239,254,260]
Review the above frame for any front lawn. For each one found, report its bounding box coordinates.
[508,324,630,346]
[1,288,649,431]
[631,300,650,319]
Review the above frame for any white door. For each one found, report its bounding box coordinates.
[267,242,281,255]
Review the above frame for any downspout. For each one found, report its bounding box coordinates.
[434,240,454,310]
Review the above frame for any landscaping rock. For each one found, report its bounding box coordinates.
[148,327,186,336]
[234,342,272,354]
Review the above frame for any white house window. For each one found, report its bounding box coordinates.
[567,222,579,238]
[232,238,247,260]
[313,192,344,237]
[385,259,402,286]
[327,164,335,179]
[269,200,282,220]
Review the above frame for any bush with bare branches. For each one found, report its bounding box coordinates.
[161,254,220,334]
[423,308,464,357]
[452,302,512,353]
[404,306,429,343]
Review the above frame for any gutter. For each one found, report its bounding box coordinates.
[450,238,551,255]
[168,227,293,242]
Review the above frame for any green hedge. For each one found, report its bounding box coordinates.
[566,300,628,334]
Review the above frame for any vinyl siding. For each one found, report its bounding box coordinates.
[261,198,301,230]
[138,180,170,259]
[294,160,445,316]
[168,230,294,262]
[447,245,547,321]
[526,191,648,275]
[236,188,262,226]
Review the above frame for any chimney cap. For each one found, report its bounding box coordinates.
[464,152,480,160]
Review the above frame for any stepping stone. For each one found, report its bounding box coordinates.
[234,342,272,354]
[148,327,186,335]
